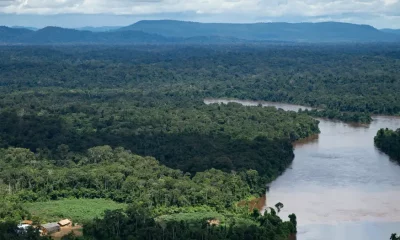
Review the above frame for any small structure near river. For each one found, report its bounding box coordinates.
[41,222,61,234]
[18,218,80,238]
[58,219,72,227]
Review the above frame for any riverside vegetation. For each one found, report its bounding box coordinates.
[1,44,400,239]
[375,128,400,161]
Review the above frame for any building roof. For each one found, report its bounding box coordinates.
[58,219,71,226]
[41,223,60,230]
[21,220,33,225]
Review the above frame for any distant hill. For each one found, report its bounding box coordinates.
[76,26,122,32]
[11,26,38,31]
[1,21,400,44]
[11,25,121,32]
[29,27,94,43]
[120,20,399,42]
[0,26,173,44]
[381,29,400,35]
[0,25,255,44]
[0,26,34,42]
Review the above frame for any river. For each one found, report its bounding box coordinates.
[204,98,400,240]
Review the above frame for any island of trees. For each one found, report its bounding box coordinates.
[375,129,400,239]
[375,128,400,161]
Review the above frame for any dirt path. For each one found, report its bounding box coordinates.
[51,226,83,239]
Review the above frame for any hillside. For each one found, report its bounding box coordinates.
[11,26,38,31]
[1,21,400,44]
[0,26,172,44]
[0,26,33,42]
[76,26,122,32]
[381,29,400,35]
[120,20,399,42]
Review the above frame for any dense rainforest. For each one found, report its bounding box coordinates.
[0,147,297,240]
[1,44,399,117]
[1,43,400,239]
[303,109,372,124]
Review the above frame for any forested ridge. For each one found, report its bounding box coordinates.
[0,90,318,176]
[1,43,399,239]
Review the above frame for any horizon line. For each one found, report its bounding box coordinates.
[3,19,398,30]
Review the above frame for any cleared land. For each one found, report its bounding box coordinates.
[51,225,83,240]
[24,199,127,223]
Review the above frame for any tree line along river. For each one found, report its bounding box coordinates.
[204,98,400,240]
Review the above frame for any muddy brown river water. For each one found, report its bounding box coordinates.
[204,98,400,240]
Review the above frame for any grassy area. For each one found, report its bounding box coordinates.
[24,198,259,229]
[24,199,127,223]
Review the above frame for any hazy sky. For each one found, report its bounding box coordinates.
[1,0,400,28]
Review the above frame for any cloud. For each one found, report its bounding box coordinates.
[0,0,400,28]
[0,0,397,15]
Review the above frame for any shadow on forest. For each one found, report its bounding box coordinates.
[0,111,294,178]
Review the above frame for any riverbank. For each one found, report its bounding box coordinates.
[205,98,374,124]
[204,98,313,111]
[206,98,400,239]
[268,115,400,240]
[238,195,267,212]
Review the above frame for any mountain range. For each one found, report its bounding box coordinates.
[1,20,400,44]
[0,26,172,44]
[381,29,400,35]
[76,26,123,32]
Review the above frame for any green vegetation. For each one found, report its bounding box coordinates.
[24,199,127,223]
[81,206,297,240]
[0,146,298,239]
[2,43,399,239]
[156,212,225,224]
[375,128,400,161]
[1,44,399,121]
[0,101,318,178]
[0,146,262,208]
[303,109,373,124]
